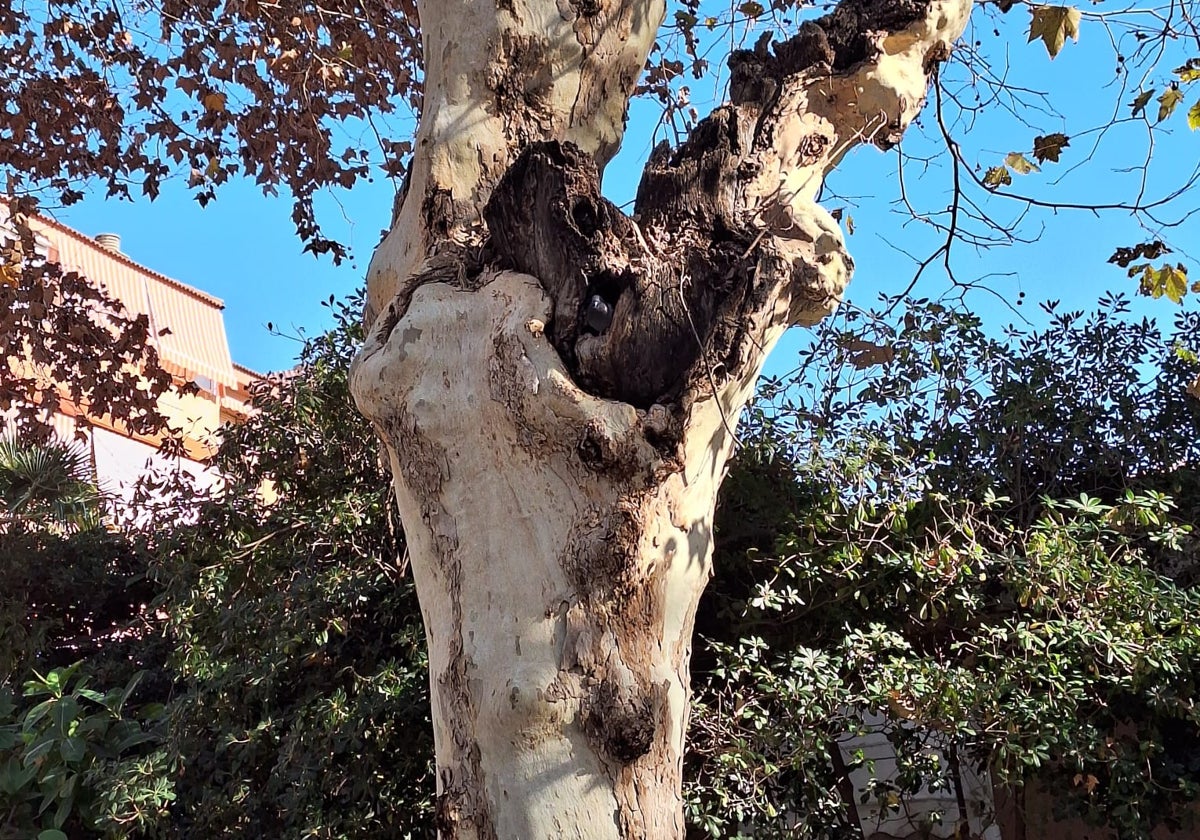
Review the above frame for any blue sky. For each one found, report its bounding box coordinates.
[49,3,1200,375]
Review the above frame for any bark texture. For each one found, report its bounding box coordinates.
[352,1,973,837]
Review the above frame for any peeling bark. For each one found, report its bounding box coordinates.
[352,1,973,837]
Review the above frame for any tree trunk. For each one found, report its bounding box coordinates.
[350,1,973,837]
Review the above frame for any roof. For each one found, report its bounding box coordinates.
[35,214,226,309]
[31,214,239,390]
[233,361,266,380]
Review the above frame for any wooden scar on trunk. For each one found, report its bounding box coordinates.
[483,140,779,413]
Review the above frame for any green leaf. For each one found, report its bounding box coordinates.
[1032,133,1070,163]
[1131,89,1154,117]
[673,10,697,28]
[22,699,53,730]
[103,672,143,716]
[1028,5,1081,58]
[0,726,18,750]
[1005,152,1040,174]
[0,756,37,795]
[58,736,85,764]
[22,735,57,766]
[1189,100,1200,130]
[983,166,1012,188]
[1174,344,1199,364]
[38,830,69,840]
[1158,86,1185,122]
[50,697,78,737]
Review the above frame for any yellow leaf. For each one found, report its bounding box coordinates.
[1139,263,1190,303]
[202,92,226,113]
[1028,5,1081,59]
[1158,86,1184,122]
[1005,151,1040,174]
[983,166,1013,188]
[1175,60,1200,83]
[1189,100,1200,131]
[1164,264,1189,303]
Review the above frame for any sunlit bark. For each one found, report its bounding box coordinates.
[351,2,974,837]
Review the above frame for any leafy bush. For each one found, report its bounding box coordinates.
[686,296,1200,839]
[143,295,434,839]
[7,293,1199,839]
[0,665,171,840]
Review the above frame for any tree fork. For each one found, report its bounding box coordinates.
[351,1,972,837]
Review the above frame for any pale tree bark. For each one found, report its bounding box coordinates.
[350,1,974,837]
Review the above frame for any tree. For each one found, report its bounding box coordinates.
[345,2,978,835]
[5,0,1200,837]
[0,436,100,533]
[108,291,1197,840]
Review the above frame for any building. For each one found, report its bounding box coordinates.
[27,216,260,506]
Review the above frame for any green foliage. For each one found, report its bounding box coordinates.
[6,292,1200,838]
[0,665,171,839]
[144,294,434,839]
[0,437,101,534]
[0,441,172,838]
[0,527,160,685]
[687,296,1200,838]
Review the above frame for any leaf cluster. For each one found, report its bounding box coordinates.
[1,212,181,445]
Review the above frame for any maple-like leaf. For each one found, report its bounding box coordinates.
[1032,133,1070,163]
[1158,86,1185,122]
[1175,59,1200,83]
[1189,100,1200,131]
[1131,89,1154,117]
[202,92,227,113]
[841,338,895,370]
[1028,5,1081,59]
[983,166,1013,188]
[1005,151,1040,174]
[1109,240,1170,268]
[1136,263,1190,304]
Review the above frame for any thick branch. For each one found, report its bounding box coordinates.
[482,0,971,411]
[365,0,666,323]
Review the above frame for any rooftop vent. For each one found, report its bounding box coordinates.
[94,233,121,252]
